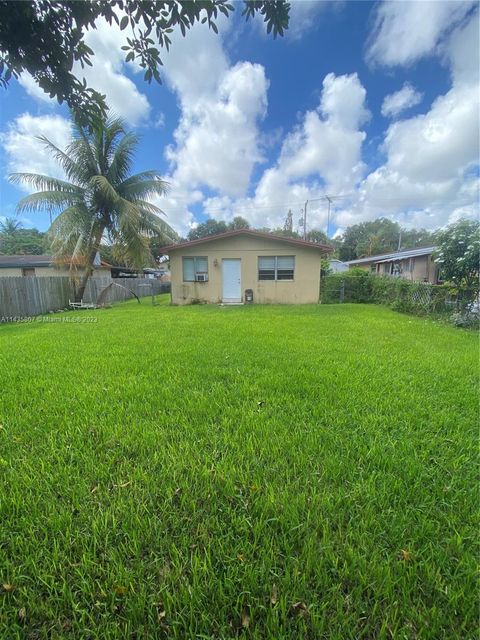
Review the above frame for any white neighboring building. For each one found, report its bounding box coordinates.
[329,259,349,273]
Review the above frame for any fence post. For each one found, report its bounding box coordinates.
[340,280,345,303]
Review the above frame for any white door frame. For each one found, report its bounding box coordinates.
[222,258,242,303]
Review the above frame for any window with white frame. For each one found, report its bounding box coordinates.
[258,255,295,281]
[183,256,209,282]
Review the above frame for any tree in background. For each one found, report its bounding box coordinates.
[229,216,250,230]
[0,1,289,123]
[0,217,48,255]
[338,217,435,261]
[306,229,328,245]
[9,115,175,301]
[434,219,480,294]
[338,218,401,261]
[187,218,228,241]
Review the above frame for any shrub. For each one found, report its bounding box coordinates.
[321,270,373,303]
[449,309,480,329]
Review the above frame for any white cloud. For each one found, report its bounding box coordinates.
[191,10,479,236]
[335,12,480,232]
[155,21,269,235]
[190,72,370,234]
[381,83,423,118]
[2,113,71,189]
[19,19,150,125]
[165,61,268,198]
[366,0,475,67]
[287,1,333,39]
[275,73,369,194]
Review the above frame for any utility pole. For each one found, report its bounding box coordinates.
[325,195,333,239]
[397,229,402,251]
[303,200,308,240]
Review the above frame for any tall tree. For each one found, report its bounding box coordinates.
[306,229,328,244]
[0,218,47,255]
[228,216,250,230]
[338,218,402,261]
[434,219,480,294]
[9,115,175,301]
[187,218,228,241]
[0,1,289,122]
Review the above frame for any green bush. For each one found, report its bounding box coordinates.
[322,273,458,318]
[321,270,373,303]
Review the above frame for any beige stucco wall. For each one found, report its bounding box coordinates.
[375,255,437,283]
[411,255,438,283]
[0,266,110,278]
[169,235,323,305]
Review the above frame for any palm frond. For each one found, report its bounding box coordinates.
[114,199,152,268]
[9,173,84,194]
[68,121,100,176]
[48,204,93,260]
[15,190,84,214]
[89,175,120,208]
[133,199,166,216]
[102,117,128,166]
[36,136,86,185]
[136,205,177,241]
[118,176,170,201]
[106,132,141,185]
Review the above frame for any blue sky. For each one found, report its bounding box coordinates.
[1,0,478,238]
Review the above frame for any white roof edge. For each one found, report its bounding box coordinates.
[347,246,436,265]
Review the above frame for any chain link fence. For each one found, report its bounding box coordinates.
[321,273,479,327]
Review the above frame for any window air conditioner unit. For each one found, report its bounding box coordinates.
[196,273,208,282]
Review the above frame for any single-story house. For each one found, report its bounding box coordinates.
[160,229,332,305]
[0,254,111,278]
[346,246,440,284]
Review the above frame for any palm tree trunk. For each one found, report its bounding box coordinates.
[74,226,105,302]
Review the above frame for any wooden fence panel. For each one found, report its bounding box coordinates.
[0,277,169,320]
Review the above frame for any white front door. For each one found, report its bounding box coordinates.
[222,259,241,302]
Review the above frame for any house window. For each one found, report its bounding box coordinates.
[258,256,295,281]
[182,256,208,282]
[22,268,35,277]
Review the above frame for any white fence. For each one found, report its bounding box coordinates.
[0,277,169,320]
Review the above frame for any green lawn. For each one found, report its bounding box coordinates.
[0,301,477,639]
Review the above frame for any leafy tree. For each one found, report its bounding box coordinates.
[9,115,175,301]
[434,219,480,293]
[228,216,250,230]
[0,218,47,254]
[401,227,435,249]
[271,228,301,239]
[338,218,402,261]
[338,218,437,261]
[0,1,289,122]
[306,229,328,244]
[187,218,228,241]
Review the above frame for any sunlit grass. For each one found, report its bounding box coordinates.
[0,300,477,639]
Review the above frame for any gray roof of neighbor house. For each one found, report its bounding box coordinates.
[0,255,54,268]
[0,255,111,268]
[346,246,436,266]
[160,229,333,253]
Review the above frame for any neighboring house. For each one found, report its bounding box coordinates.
[329,258,349,273]
[346,247,440,284]
[161,229,332,305]
[0,254,111,278]
[110,265,170,280]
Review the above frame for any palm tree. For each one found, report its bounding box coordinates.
[9,116,175,301]
[0,217,23,235]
